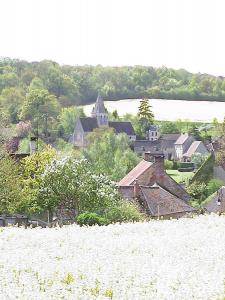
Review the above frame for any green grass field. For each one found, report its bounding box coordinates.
[166,170,194,183]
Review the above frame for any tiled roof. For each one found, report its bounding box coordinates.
[174,133,189,145]
[80,117,98,132]
[118,184,195,217]
[140,185,195,216]
[134,140,162,149]
[109,121,135,135]
[161,134,180,141]
[118,160,153,186]
[183,141,202,157]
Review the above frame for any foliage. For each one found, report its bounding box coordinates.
[83,130,140,181]
[216,117,225,166]
[35,157,121,215]
[58,106,85,136]
[137,98,154,136]
[105,201,144,223]
[77,212,108,226]
[187,178,223,204]
[20,88,60,137]
[20,147,57,213]
[160,121,180,134]
[53,138,74,153]
[186,181,207,203]
[15,121,32,138]
[164,159,173,170]
[206,179,224,197]
[0,87,24,123]
[0,154,24,213]
[191,153,208,169]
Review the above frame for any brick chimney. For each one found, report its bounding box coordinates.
[144,151,165,174]
[133,179,140,198]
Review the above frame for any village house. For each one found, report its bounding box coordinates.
[70,94,136,147]
[134,125,208,161]
[118,151,196,219]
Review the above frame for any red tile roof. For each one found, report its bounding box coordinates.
[118,160,153,186]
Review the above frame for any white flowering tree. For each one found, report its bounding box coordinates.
[36,157,121,218]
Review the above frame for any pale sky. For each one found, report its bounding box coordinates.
[1,0,225,76]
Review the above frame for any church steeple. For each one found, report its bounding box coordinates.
[92,92,108,126]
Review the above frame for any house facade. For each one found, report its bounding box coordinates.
[70,94,136,147]
[134,131,208,161]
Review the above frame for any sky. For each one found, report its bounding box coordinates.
[1,0,225,76]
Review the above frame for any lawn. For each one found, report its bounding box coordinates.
[0,215,225,299]
[166,169,194,183]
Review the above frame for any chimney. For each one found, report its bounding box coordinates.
[133,180,140,198]
[144,151,165,173]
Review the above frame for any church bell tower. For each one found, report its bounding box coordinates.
[91,93,108,127]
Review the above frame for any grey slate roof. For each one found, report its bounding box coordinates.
[174,133,189,145]
[183,141,202,157]
[92,94,106,114]
[80,117,98,132]
[109,121,135,135]
[149,125,159,131]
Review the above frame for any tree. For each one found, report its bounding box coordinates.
[160,121,180,134]
[36,157,121,217]
[0,155,24,214]
[137,98,154,136]
[20,89,60,139]
[58,106,85,136]
[0,87,24,123]
[83,130,140,181]
[20,147,57,214]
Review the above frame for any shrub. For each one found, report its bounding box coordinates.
[172,161,179,170]
[77,213,108,226]
[105,201,144,223]
[186,181,207,203]
[206,179,223,197]
[165,159,173,170]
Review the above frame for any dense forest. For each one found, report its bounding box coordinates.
[1,57,225,115]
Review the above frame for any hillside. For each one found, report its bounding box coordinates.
[1,58,225,117]
[1,214,225,299]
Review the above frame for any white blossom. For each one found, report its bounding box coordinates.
[0,214,225,299]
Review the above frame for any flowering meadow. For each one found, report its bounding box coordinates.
[0,214,225,300]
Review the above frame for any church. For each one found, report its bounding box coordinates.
[69,94,136,147]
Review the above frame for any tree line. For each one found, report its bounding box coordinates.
[1,57,225,122]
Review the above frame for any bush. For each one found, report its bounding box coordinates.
[172,161,179,170]
[105,201,144,223]
[179,162,195,168]
[77,213,108,226]
[206,179,223,197]
[186,181,207,203]
[165,159,173,170]
[178,167,194,172]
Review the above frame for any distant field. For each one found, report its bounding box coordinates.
[0,215,225,299]
[166,169,194,183]
[83,98,225,122]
